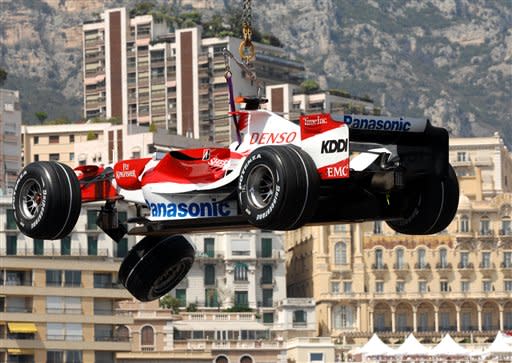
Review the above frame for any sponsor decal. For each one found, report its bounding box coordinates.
[115,163,137,178]
[249,132,297,145]
[318,158,350,180]
[256,185,280,220]
[343,115,412,132]
[147,198,232,218]
[303,115,328,126]
[202,149,211,160]
[321,139,348,154]
[208,157,228,169]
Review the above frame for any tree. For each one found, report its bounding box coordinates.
[159,295,181,314]
[35,111,48,123]
[300,80,320,94]
[0,68,7,86]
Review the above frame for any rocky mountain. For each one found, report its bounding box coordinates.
[0,0,510,143]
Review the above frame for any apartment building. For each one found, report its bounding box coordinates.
[82,8,305,145]
[285,134,512,352]
[113,231,319,363]
[0,196,136,363]
[0,89,22,194]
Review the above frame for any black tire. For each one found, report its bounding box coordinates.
[12,161,81,239]
[119,235,195,302]
[387,164,459,235]
[237,145,319,230]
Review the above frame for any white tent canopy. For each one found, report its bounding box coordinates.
[395,333,430,356]
[484,331,512,356]
[429,333,469,356]
[356,333,396,356]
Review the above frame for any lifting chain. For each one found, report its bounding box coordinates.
[239,0,255,63]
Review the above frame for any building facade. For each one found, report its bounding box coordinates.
[0,196,137,363]
[82,8,305,145]
[285,134,512,351]
[0,89,22,194]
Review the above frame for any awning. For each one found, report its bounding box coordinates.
[7,322,37,333]
[7,348,34,355]
[173,320,268,331]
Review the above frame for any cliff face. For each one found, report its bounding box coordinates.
[0,0,510,142]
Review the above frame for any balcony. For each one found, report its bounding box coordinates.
[436,262,453,270]
[458,262,474,270]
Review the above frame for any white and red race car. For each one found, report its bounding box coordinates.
[12,96,458,301]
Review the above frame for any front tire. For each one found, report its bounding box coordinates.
[13,161,81,239]
[387,164,459,235]
[238,145,319,230]
[119,235,195,302]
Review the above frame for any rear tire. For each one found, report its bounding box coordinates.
[237,145,319,230]
[119,235,195,302]
[13,161,81,239]
[387,164,459,235]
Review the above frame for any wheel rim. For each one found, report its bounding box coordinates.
[246,164,275,209]
[19,178,44,220]
[152,257,193,296]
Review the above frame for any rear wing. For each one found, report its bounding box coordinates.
[331,114,450,179]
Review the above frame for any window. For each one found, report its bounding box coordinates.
[375,249,383,268]
[64,270,81,287]
[310,353,323,363]
[461,312,471,330]
[417,248,426,268]
[34,239,44,255]
[440,312,450,330]
[504,252,512,268]
[263,312,274,323]
[34,136,39,144]
[333,305,354,329]
[397,314,408,331]
[396,281,405,293]
[69,135,75,143]
[6,209,16,229]
[505,280,512,292]
[481,251,491,268]
[234,262,248,281]
[261,238,272,257]
[460,215,469,232]
[204,288,218,307]
[175,289,186,307]
[232,239,250,256]
[457,151,467,162]
[87,236,98,256]
[293,310,307,327]
[343,281,352,293]
[396,248,404,269]
[93,273,112,288]
[439,248,448,268]
[376,281,384,293]
[116,238,128,258]
[204,264,215,285]
[49,153,60,161]
[34,154,39,161]
[61,237,71,255]
[47,323,82,341]
[480,217,491,235]
[460,251,470,268]
[140,326,154,346]
[373,221,382,234]
[461,280,470,292]
[69,152,75,161]
[49,135,59,144]
[204,237,215,257]
[46,270,63,287]
[440,281,449,292]
[262,289,273,307]
[6,235,17,255]
[261,264,273,284]
[234,291,248,307]
[86,210,97,229]
[334,242,347,265]
[483,280,492,292]
[502,217,511,235]
[419,280,427,293]
[331,282,339,294]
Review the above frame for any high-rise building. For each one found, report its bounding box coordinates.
[285,134,512,353]
[82,8,305,145]
[0,89,22,194]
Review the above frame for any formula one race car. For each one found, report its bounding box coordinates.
[12,97,459,301]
